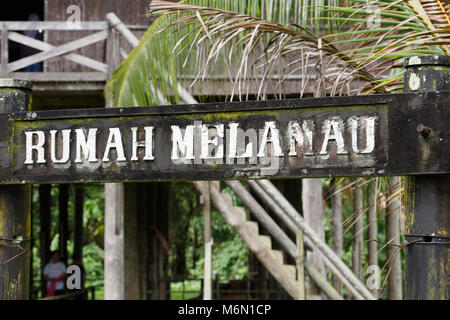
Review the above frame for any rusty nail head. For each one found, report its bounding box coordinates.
[417,124,431,138]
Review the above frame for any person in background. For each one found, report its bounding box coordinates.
[43,251,67,297]
[22,13,43,72]
[69,255,86,300]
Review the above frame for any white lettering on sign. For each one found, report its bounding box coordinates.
[75,128,98,163]
[171,125,195,160]
[23,115,377,166]
[131,126,154,161]
[320,117,347,155]
[228,122,254,159]
[257,121,283,158]
[102,128,126,162]
[201,124,224,159]
[24,131,46,164]
[350,116,376,154]
[50,129,71,163]
[288,120,314,156]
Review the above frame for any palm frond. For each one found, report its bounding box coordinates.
[151,0,386,100]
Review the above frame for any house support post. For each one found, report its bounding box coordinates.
[0,80,32,299]
[403,55,450,300]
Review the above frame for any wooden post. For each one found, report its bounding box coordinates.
[73,186,84,262]
[330,178,343,294]
[58,184,69,265]
[368,178,379,298]
[1,27,8,73]
[386,177,403,300]
[104,183,125,299]
[352,180,364,282]
[403,55,450,300]
[39,184,51,297]
[296,229,305,300]
[202,182,212,300]
[302,178,326,295]
[104,18,126,300]
[0,80,32,300]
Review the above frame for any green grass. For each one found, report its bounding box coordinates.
[170,280,202,300]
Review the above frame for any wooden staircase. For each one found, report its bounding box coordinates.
[222,191,300,297]
[194,181,300,299]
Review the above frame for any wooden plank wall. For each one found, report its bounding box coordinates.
[45,0,176,72]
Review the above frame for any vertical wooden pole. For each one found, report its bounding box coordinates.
[352,180,363,282]
[403,55,450,300]
[0,80,32,300]
[104,183,125,300]
[330,178,343,294]
[104,19,126,300]
[1,27,8,73]
[39,184,51,297]
[203,182,212,300]
[368,178,379,298]
[73,186,84,262]
[386,177,403,300]
[296,229,305,300]
[58,184,69,265]
[302,178,326,296]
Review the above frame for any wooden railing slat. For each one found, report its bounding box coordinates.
[1,27,7,73]
[6,30,108,72]
[8,32,108,73]
[3,21,108,31]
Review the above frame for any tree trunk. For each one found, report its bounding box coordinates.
[368,179,378,298]
[302,178,326,296]
[39,184,51,297]
[330,178,343,294]
[58,184,69,265]
[352,180,364,282]
[386,176,403,300]
[73,187,84,262]
[202,182,212,300]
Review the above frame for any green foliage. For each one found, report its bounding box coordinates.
[31,185,105,299]
[169,182,248,283]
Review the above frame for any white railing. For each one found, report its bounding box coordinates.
[0,13,136,84]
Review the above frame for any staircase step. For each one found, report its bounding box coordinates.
[221,193,233,205]
[258,235,272,248]
[283,265,297,279]
[246,221,259,234]
[270,250,284,264]
[233,206,247,220]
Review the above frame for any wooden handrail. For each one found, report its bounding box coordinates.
[1,21,108,31]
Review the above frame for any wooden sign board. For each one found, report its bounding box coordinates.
[0,91,448,184]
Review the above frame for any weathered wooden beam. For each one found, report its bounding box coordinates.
[0,72,107,82]
[2,21,108,31]
[6,30,108,72]
[1,27,8,73]
[106,13,139,48]
[0,91,449,184]
[0,80,32,300]
[8,32,108,73]
[403,55,450,300]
